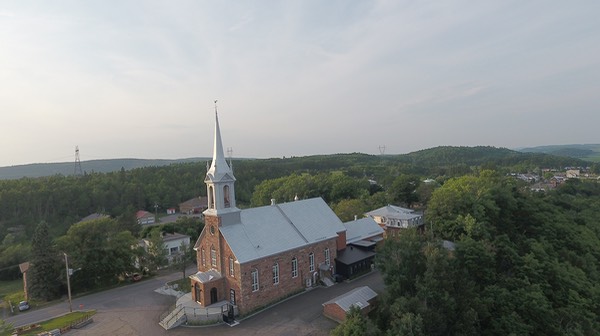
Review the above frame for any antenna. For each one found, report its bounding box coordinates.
[378,145,386,155]
[74,146,83,176]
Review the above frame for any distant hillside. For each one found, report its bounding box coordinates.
[518,144,600,162]
[0,158,208,180]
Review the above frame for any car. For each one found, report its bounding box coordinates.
[18,301,30,312]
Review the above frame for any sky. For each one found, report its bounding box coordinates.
[1,0,599,167]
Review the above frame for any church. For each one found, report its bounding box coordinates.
[189,111,347,315]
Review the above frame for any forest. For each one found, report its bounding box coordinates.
[1,146,599,334]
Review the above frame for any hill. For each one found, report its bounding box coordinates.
[517,144,600,162]
[0,158,208,180]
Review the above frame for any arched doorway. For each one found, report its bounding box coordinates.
[210,287,218,304]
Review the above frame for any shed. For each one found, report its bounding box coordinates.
[323,286,378,323]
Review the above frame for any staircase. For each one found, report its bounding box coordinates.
[159,306,187,330]
[322,277,335,287]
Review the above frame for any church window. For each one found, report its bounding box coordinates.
[291,257,298,278]
[325,248,330,266]
[211,246,217,267]
[201,248,206,266]
[309,252,315,272]
[229,256,234,277]
[251,269,259,292]
[273,263,279,285]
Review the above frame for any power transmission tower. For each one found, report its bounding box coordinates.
[378,145,386,155]
[74,146,83,176]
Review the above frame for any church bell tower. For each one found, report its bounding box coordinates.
[203,102,240,226]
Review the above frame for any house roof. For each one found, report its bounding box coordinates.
[162,232,190,243]
[365,205,422,220]
[78,213,110,223]
[336,246,376,265]
[344,218,384,244]
[136,210,153,219]
[179,196,208,209]
[219,197,345,264]
[323,286,378,312]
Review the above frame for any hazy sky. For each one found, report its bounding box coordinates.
[1,1,599,167]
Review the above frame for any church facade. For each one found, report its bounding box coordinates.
[190,112,346,315]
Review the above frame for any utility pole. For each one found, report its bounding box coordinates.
[64,253,73,312]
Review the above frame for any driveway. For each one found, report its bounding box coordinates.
[9,269,384,336]
[74,271,384,336]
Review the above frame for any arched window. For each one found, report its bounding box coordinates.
[201,248,206,266]
[208,186,215,209]
[309,252,315,272]
[324,248,330,266]
[229,256,235,277]
[223,185,231,208]
[210,246,217,267]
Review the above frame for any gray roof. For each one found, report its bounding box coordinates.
[162,232,190,242]
[365,205,422,220]
[323,286,377,311]
[189,269,222,283]
[220,197,345,264]
[344,218,384,244]
[78,213,109,223]
[336,246,375,265]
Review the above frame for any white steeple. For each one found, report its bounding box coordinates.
[203,101,240,225]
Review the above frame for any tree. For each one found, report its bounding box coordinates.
[173,240,195,279]
[142,229,168,274]
[55,218,137,290]
[389,174,421,208]
[331,306,380,336]
[0,319,14,336]
[28,221,62,301]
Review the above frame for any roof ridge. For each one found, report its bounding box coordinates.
[274,204,309,244]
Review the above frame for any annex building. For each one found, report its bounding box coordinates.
[189,112,347,315]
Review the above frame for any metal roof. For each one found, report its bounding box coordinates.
[189,269,222,283]
[365,205,422,220]
[336,246,376,265]
[344,218,384,244]
[323,286,378,312]
[220,197,345,264]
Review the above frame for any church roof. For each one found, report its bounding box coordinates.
[220,197,345,264]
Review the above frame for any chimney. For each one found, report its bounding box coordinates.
[271,199,276,206]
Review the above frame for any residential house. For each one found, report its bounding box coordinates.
[365,205,424,238]
[179,197,208,214]
[141,232,191,265]
[78,213,110,223]
[136,210,156,225]
[189,112,347,315]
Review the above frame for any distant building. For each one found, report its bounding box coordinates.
[179,197,208,214]
[78,213,110,223]
[566,169,580,179]
[136,210,156,225]
[166,208,177,215]
[141,232,191,265]
[365,205,424,238]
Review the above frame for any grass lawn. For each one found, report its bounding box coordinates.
[14,311,96,336]
[0,279,23,300]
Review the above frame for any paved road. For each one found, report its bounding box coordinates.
[8,269,384,336]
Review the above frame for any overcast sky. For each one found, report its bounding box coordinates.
[1,1,599,167]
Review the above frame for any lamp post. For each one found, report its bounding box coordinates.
[64,253,73,312]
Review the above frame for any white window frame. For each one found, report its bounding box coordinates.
[229,256,235,277]
[309,252,315,272]
[291,257,298,278]
[325,248,330,266]
[251,269,259,292]
[201,248,206,266]
[211,246,217,267]
[273,263,279,285]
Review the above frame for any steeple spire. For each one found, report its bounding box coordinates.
[208,100,232,178]
[203,100,239,224]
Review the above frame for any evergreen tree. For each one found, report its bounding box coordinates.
[28,221,62,301]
